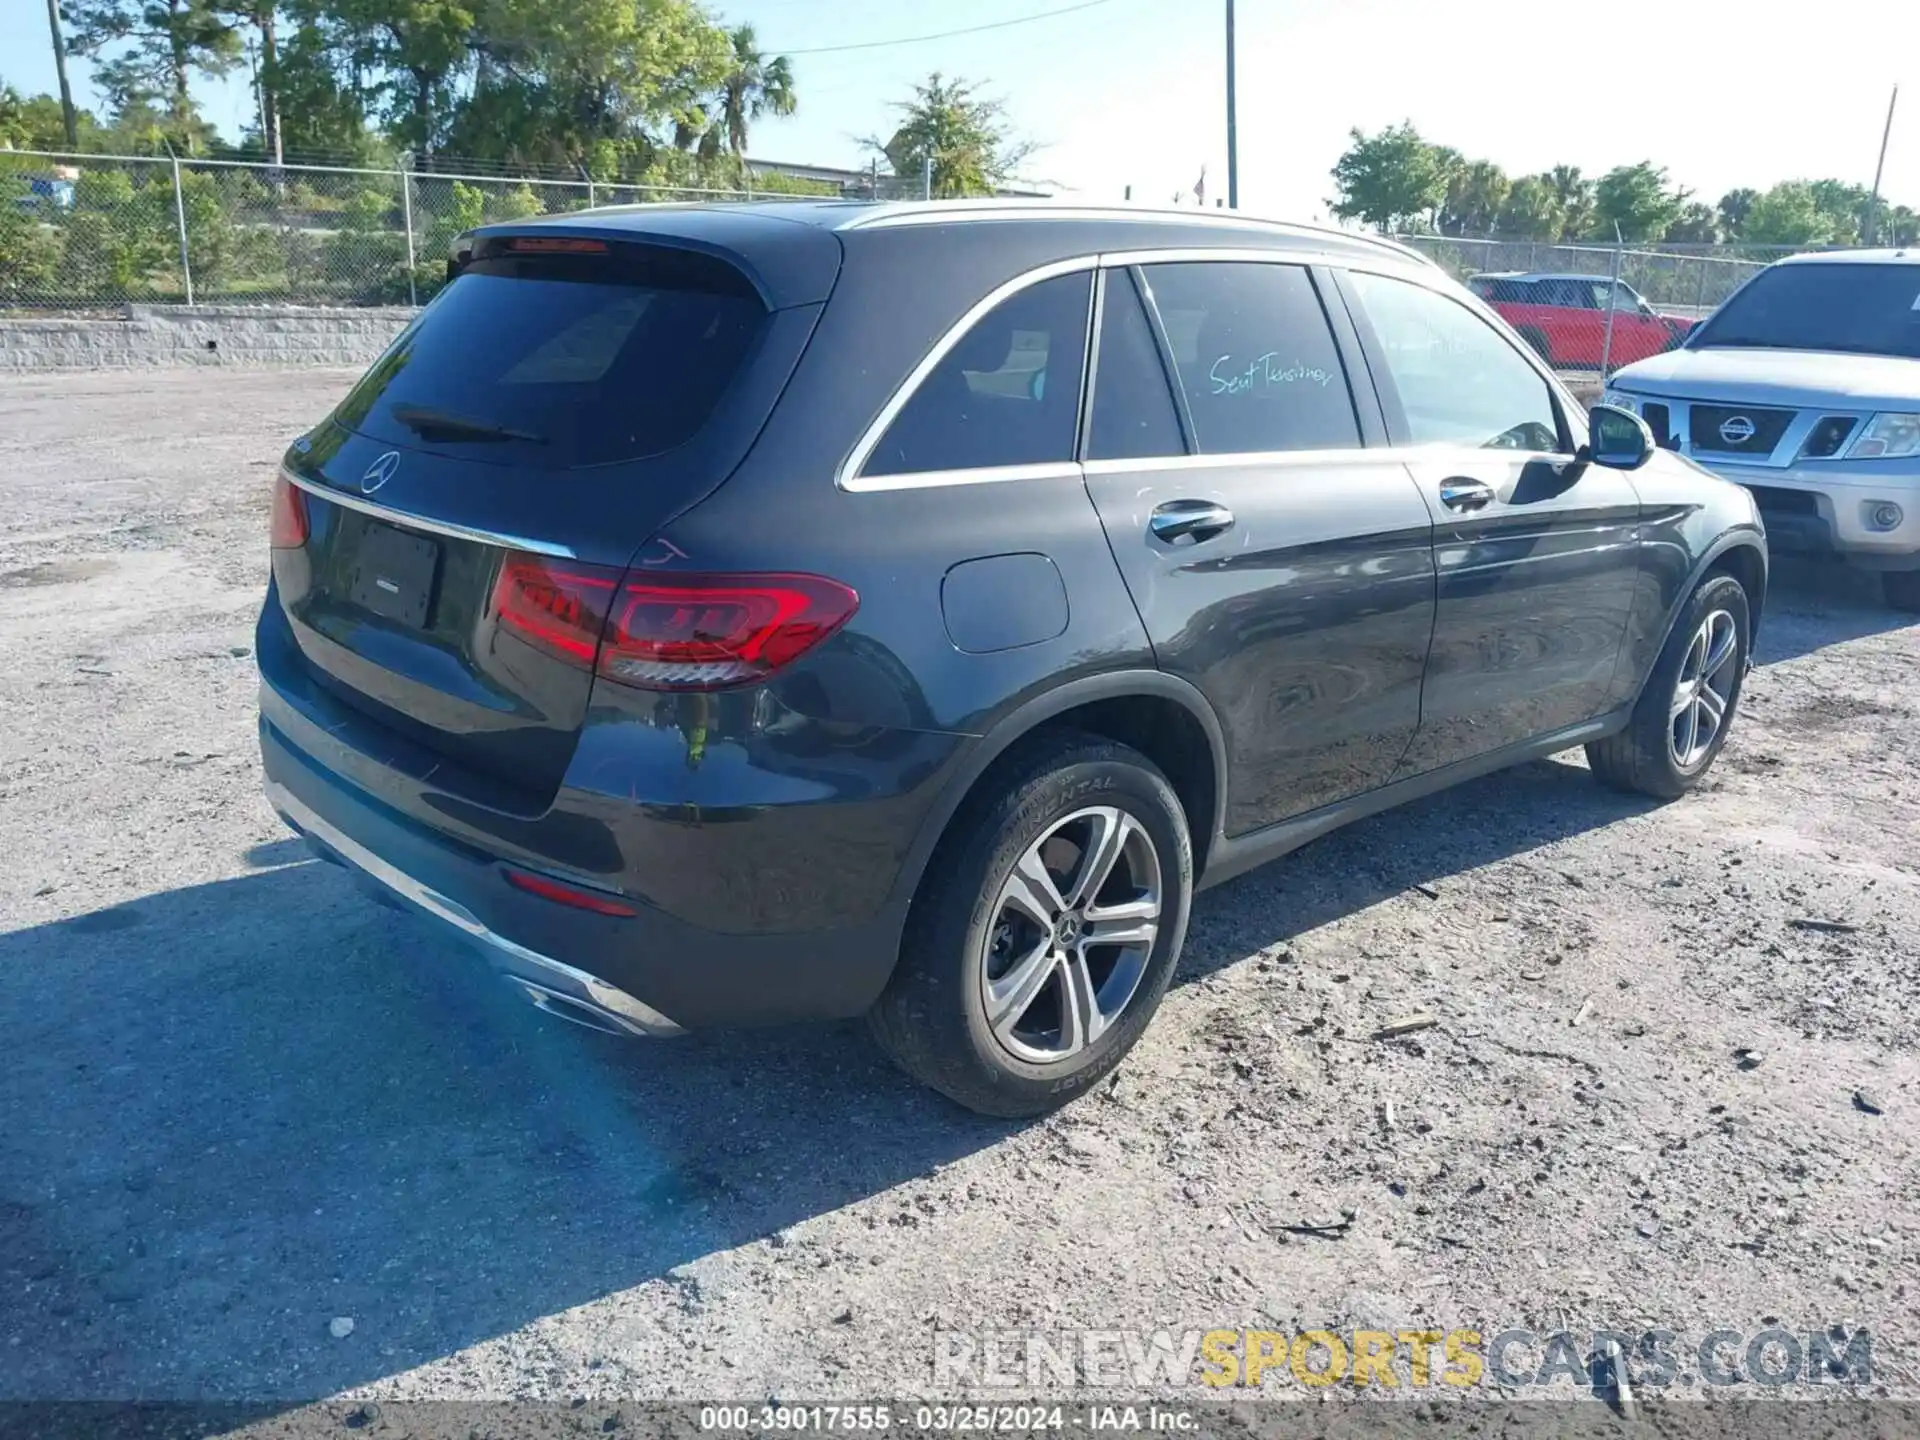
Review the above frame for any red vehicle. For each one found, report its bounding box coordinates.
[1468,272,1695,370]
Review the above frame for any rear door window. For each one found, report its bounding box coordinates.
[863,271,1093,478]
[1137,261,1363,455]
[332,245,767,469]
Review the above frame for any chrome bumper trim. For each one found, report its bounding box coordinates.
[266,779,683,1038]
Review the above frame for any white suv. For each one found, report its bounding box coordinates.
[1605,250,1920,611]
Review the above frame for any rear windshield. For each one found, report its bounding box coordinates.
[1690,262,1920,359]
[331,246,768,467]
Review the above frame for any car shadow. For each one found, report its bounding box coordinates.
[0,746,1660,1402]
[1177,751,1658,982]
[0,860,1011,1402]
[1753,556,1914,666]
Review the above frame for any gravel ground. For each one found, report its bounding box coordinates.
[2,369,1917,1408]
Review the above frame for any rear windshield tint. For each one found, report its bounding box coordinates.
[331,246,767,467]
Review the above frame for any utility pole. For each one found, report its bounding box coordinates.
[1225,0,1239,209]
[1866,84,1899,246]
[44,0,79,149]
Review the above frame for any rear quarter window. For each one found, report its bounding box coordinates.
[861,271,1093,478]
[332,245,767,468]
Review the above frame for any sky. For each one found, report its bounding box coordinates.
[3,0,1915,221]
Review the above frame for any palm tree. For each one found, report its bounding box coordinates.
[716,25,794,159]
[1547,164,1595,240]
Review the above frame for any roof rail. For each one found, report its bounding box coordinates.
[838,200,1432,265]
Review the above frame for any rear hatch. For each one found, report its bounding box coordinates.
[271,223,836,807]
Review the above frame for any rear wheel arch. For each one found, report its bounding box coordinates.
[890,673,1227,920]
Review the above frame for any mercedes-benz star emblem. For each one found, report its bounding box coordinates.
[1719,415,1757,446]
[360,451,401,495]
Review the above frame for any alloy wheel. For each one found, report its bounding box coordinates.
[1670,609,1740,770]
[978,806,1163,1064]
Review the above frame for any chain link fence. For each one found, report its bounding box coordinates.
[0,150,913,312]
[1393,234,1784,379]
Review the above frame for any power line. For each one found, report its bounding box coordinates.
[776,0,1118,57]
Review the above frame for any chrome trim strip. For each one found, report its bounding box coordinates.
[837,246,1455,495]
[266,779,683,1037]
[842,461,1084,494]
[282,468,578,559]
[1081,448,1419,478]
[835,255,1100,489]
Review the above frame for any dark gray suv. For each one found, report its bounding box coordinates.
[258,200,1767,1115]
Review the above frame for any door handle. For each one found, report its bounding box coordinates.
[1437,477,1496,513]
[1149,499,1235,545]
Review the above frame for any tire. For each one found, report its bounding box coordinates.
[868,732,1193,1117]
[1882,569,1920,614]
[1587,571,1751,799]
[1518,327,1551,362]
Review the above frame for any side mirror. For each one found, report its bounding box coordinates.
[1584,404,1654,470]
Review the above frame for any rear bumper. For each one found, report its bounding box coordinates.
[268,773,682,1037]
[259,711,912,1029]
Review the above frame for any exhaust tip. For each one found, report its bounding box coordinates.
[504,976,675,1039]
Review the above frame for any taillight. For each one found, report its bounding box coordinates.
[601,573,859,690]
[491,557,619,663]
[270,472,309,548]
[491,556,857,690]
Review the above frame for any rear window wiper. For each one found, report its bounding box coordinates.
[389,404,546,444]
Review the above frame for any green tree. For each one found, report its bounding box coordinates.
[1328,121,1449,233]
[1716,187,1759,240]
[739,167,835,197]
[485,181,543,219]
[318,0,475,155]
[443,0,730,175]
[1439,157,1510,236]
[0,162,64,301]
[1546,164,1594,240]
[0,83,36,146]
[1663,201,1721,244]
[173,164,238,287]
[1498,174,1564,240]
[1882,204,1919,247]
[1807,179,1870,245]
[268,18,382,160]
[1,85,102,148]
[322,181,408,300]
[864,73,1034,199]
[1590,161,1683,242]
[712,24,793,159]
[62,0,242,151]
[1742,181,1834,246]
[54,166,171,296]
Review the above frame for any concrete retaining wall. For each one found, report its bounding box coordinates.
[0,305,415,371]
